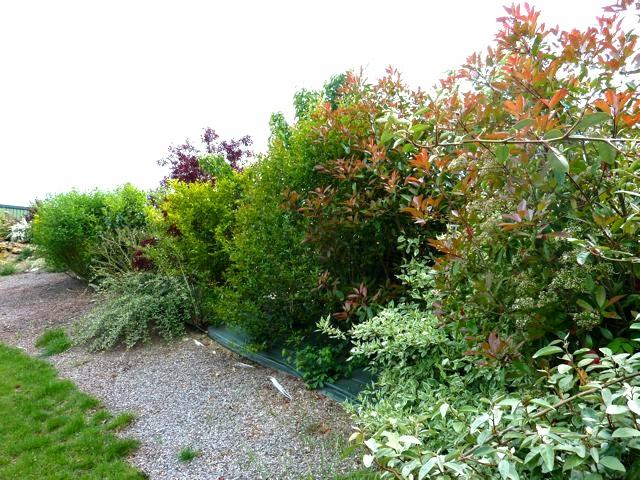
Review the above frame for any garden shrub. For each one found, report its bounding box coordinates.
[283,336,358,389]
[148,127,252,322]
[217,81,355,344]
[291,71,434,325]
[31,185,148,280]
[90,227,150,278]
[0,263,17,276]
[334,1,640,478]
[158,127,252,184]
[218,148,322,343]
[76,272,192,350]
[147,175,241,321]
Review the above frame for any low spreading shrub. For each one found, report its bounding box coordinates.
[31,185,148,280]
[16,247,33,261]
[75,272,192,350]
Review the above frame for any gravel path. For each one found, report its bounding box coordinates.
[0,272,359,479]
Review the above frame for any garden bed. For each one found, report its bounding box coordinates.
[0,272,361,479]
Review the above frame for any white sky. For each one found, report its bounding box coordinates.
[0,0,608,205]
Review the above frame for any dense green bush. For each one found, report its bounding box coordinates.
[147,176,241,321]
[31,184,148,280]
[76,272,192,350]
[216,86,350,344]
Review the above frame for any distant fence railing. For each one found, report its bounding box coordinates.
[0,204,29,219]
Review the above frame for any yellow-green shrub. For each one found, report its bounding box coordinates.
[147,175,241,321]
[31,185,148,280]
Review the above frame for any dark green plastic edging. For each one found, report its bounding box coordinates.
[207,325,373,403]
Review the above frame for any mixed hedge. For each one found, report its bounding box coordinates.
[29,1,640,477]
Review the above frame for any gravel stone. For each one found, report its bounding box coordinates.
[0,272,360,479]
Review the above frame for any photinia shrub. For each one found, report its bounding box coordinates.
[331,1,640,478]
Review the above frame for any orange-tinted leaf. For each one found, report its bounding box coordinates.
[481,132,510,140]
[543,88,568,109]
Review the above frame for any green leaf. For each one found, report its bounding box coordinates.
[615,189,640,198]
[531,398,555,410]
[577,112,610,129]
[411,124,428,134]
[547,147,569,175]
[418,457,437,479]
[380,129,393,145]
[470,413,489,432]
[496,145,510,164]
[600,328,613,340]
[600,456,626,472]
[445,461,466,475]
[628,399,640,415]
[563,454,585,471]
[544,129,563,140]
[499,459,519,479]
[596,142,615,165]
[559,374,575,392]
[577,299,594,311]
[540,444,555,471]
[595,286,606,309]
[512,118,534,130]
[533,345,564,358]
[605,404,629,415]
[612,427,640,438]
[577,357,595,367]
[399,435,421,446]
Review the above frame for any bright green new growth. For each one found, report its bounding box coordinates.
[0,343,142,479]
[178,446,200,462]
[36,328,73,356]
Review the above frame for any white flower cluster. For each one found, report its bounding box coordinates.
[9,218,31,243]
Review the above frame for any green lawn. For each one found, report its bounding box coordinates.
[0,343,143,479]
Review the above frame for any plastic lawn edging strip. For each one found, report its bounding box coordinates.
[207,325,372,403]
